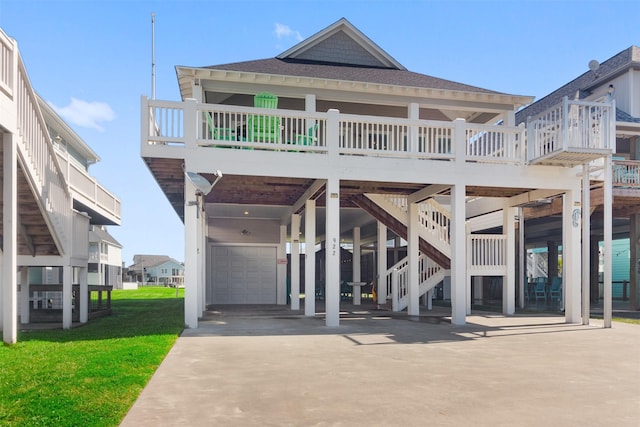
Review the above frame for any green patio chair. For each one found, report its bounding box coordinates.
[204,112,236,141]
[253,91,278,108]
[247,92,281,143]
[296,123,318,146]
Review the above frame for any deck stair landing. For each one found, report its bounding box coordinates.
[351,194,450,268]
[386,254,446,312]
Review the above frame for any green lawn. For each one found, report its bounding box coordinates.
[0,286,184,426]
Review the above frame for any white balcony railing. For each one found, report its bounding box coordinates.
[57,152,122,222]
[14,43,71,252]
[387,254,444,312]
[613,160,640,188]
[0,29,14,98]
[142,97,526,164]
[527,96,614,163]
[467,234,507,276]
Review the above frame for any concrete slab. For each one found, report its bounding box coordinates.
[121,305,640,426]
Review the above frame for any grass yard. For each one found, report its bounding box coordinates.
[0,286,184,426]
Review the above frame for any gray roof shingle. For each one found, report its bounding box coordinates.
[200,58,507,95]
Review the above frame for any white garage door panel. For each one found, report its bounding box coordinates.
[210,246,277,304]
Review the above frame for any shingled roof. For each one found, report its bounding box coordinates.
[201,57,504,95]
[516,46,640,124]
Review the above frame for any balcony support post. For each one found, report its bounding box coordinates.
[407,202,419,316]
[277,225,287,305]
[2,131,17,344]
[304,199,316,316]
[603,155,613,327]
[290,213,301,310]
[377,222,387,305]
[79,266,88,323]
[324,176,340,327]
[184,177,199,328]
[503,207,516,315]
[563,186,581,323]
[581,165,591,325]
[451,183,466,325]
[62,265,72,329]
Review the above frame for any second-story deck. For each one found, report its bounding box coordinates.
[143,96,614,168]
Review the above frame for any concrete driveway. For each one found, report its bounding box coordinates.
[121,305,640,426]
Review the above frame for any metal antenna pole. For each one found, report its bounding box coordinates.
[151,12,156,100]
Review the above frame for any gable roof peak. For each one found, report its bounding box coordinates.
[276,18,406,71]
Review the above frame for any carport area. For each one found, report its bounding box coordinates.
[121,305,640,426]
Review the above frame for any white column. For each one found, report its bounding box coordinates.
[197,205,205,316]
[377,222,387,305]
[451,183,466,325]
[290,213,301,310]
[563,188,581,323]
[184,179,199,328]
[62,265,72,329]
[20,268,29,324]
[518,208,526,309]
[503,207,516,315]
[407,202,420,315]
[200,214,208,313]
[3,133,17,343]
[352,226,361,305]
[582,165,591,325]
[325,176,340,327]
[304,199,316,316]
[79,267,88,323]
[603,155,613,327]
[408,102,419,153]
[426,288,434,310]
[277,225,287,304]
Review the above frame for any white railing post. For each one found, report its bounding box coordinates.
[562,96,569,152]
[140,95,149,147]
[454,118,466,164]
[391,270,398,312]
[327,109,340,161]
[408,103,419,154]
[519,123,527,164]
[184,98,198,149]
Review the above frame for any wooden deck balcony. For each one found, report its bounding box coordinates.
[527,97,615,167]
[142,96,614,168]
[56,151,121,225]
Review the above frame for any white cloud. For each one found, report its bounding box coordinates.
[274,23,302,42]
[49,97,115,132]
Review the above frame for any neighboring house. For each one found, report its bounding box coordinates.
[128,255,184,287]
[0,28,121,343]
[141,18,617,329]
[89,225,123,289]
[515,46,640,310]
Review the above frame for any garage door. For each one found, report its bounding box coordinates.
[210,246,277,304]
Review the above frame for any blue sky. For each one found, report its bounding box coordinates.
[0,0,638,265]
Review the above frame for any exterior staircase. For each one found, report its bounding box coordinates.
[356,192,508,312]
[1,28,71,256]
[353,193,453,311]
